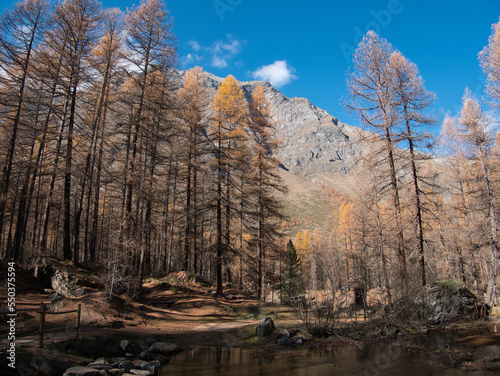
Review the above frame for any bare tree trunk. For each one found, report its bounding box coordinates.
[0,6,44,252]
[384,127,407,288]
[478,147,499,307]
[404,110,426,286]
[374,189,392,308]
[40,97,69,255]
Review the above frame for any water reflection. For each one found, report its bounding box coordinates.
[161,340,499,376]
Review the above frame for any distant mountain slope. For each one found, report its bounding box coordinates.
[175,69,368,195]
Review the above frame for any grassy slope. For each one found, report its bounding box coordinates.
[278,169,337,237]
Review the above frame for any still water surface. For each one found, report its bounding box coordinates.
[162,336,500,376]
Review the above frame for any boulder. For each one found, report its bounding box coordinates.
[135,340,150,352]
[255,317,274,337]
[88,364,113,372]
[149,342,181,356]
[139,350,155,361]
[292,336,304,345]
[138,350,166,363]
[129,370,152,376]
[415,280,489,324]
[141,362,159,375]
[63,366,101,376]
[87,359,112,371]
[108,369,125,376]
[51,270,92,298]
[149,353,169,365]
[118,360,135,370]
[132,359,148,368]
[120,340,142,354]
[90,358,109,365]
[110,358,127,366]
[277,337,292,346]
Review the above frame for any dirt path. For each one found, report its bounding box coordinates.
[192,320,257,332]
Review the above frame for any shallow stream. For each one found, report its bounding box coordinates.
[161,329,500,376]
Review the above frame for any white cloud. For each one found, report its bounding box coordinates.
[187,40,201,52]
[181,53,194,66]
[181,35,245,69]
[212,55,228,68]
[252,60,296,87]
[215,36,242,55]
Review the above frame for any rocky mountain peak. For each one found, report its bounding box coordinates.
[176,69,367,192]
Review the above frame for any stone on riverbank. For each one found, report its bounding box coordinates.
[149,342,181,356]
[141,362,159,375]
[63,366,101,376]
[255,317,274,337]
[416,280,489,324]
[277,337,292,346]
[129,370,152,376]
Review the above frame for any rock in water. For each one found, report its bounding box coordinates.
[255,317,274,337]
[118,361,135,370]
[141,362,159,375]
[63,366,101,376]
[149,342,181,356]
[278,337,292,346]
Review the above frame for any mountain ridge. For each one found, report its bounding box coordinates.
[176,68,368,194]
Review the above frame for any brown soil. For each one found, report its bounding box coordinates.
[0,266,298,350]
[1,263,499,374]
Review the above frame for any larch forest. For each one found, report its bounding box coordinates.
[1,0,500,315]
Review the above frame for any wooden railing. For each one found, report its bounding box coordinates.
[0,302,81,348]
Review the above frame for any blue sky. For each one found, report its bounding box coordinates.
[2,0,499,132]
[166,0,500,133]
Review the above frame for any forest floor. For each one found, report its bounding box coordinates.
[1,262,500,374]
[0,264,301,348]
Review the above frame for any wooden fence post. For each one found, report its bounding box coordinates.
[39,303,46,348]
[76,304,81,338]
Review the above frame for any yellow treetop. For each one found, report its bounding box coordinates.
[213,75,247,127]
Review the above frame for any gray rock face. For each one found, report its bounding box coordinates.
[175,69,368,193]
[238,81,364,181]
[255,317,274,337]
